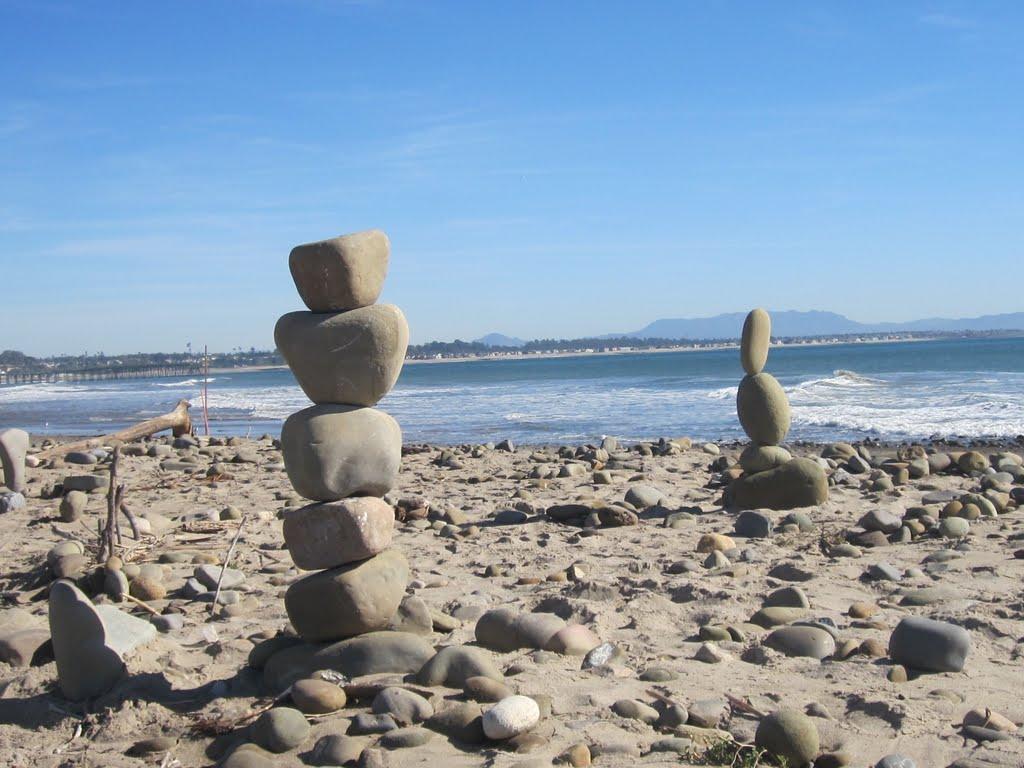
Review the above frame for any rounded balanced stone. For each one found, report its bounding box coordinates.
[739,444,792,474]
[736,373,791,445]
[755,708,819,765]
[888,616,970,673]
[274,304,409,407]
[288,229,390,313]
[281,405,401,501]
[728,458,828,510]
[282,497,395,570]
[482,695,541,740]
[284,550,409,641]
[740,308,771,375]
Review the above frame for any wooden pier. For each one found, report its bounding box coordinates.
[0,363,203,385]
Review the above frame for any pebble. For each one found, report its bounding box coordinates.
[611,698,659,724]
[755,708,820,765]
[372,687,433,724]
[251,707,310,753]
[379,726,434,749]
[291,678,347,714]
[889,616,970,672]
[482,695,541,740]
[765,625,836,659]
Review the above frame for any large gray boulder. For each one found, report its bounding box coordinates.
[740,308,771,376]
[889,616,970,673]
[0,428,29,493]
[281,405,401,501]
[275,304,409,407]
[283,497,395,570]
[285,549,408,641]
[728,458,828,510]
[288,229,390,312]
[48,580,155,700]
[736,373,791,445]
[263,632,433,691]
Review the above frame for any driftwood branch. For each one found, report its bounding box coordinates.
[209,513,249,614]
[98,446,123,564]
[36,400,192,460]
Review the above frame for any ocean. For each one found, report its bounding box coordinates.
[2,337,1023,445]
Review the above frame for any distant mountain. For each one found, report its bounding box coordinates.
[475,333,526,348]
[623,310,1024,340]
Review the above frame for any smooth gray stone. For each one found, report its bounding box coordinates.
[889,616,970,673]
[285,550,408,642]
[63,474,108,492]
[372,687,433,725]
[899,586,954,606]
[764,625,836,659]
[859,509,902,533]
[624,484,665,508]
[387,595,433,636]
[417,645,502,687]
[763,586,809,609]
[281,404,401,502]
[736,372,791,444]
[866,562,902,581]
[274,304,408,407]
[194,564,245,590]
[64,451,97,465]
[263,632,434,692]
[0,428,29,493]
[729,459,827,510]
[739,444,792,473]
[251,706,310,753]
[740,308,771,375]
[288,229,390,312]
[93,605,157,656]
[875,755,916,768]
[734,510,773,538]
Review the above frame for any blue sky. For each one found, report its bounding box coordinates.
[1,1,1021,355]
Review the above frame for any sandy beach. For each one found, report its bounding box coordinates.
[1,433,1021,767]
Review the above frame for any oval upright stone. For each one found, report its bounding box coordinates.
[736,373,791,445]
[740,308,771,375]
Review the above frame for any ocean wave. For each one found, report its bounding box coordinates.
[153,378,217,387]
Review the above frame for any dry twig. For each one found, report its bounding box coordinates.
[209,513,249,614]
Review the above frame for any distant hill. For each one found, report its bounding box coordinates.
[475,332,526,348]
[623,310,1024,340]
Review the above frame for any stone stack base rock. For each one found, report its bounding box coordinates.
[275,230,410,642]
[727,308,828,510]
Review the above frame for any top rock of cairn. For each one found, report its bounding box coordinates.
[740,307,770,375]
[289,229,390,312]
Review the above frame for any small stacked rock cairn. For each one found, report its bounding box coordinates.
[275,229,410,642]
[726,308,828,509]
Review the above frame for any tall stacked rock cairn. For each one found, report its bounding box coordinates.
[726,308,829,509]
[275,229,411,643]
